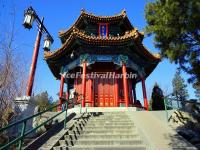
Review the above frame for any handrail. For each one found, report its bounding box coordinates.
[0,96,79,150]
[166,98,200,106]
[0,103,58,133]
[163,93,200,122]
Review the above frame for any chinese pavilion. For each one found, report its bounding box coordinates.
[44,9,161,111]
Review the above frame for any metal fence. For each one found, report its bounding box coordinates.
[163,94,200,122]
[0,96,80,150]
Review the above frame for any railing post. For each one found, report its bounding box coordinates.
[64,101,68,129]
[164,98,169,123]
[18,121,27,150]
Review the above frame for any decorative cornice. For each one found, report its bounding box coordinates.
[60,54,146,77]
[44,28,141,59]
[119,55,128,64]
[80,54,89,63]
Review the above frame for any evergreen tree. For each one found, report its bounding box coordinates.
[151,83,165,110]
[145,0,200,86]
[148,99,153,111]
[172,69,189,107]
[34,91,53,111]
[193,84,200,101]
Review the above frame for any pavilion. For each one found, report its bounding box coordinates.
[44,9,161,111]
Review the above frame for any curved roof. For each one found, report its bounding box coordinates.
[44,10,161,80]
[44,28,160,61]
[58,9,133,41]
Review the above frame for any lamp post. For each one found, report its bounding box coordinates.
[23,6,54,96]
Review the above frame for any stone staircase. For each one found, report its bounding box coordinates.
[33,108,197,150]
[53,112,146,150]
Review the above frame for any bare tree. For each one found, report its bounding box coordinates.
[0,6,28,127]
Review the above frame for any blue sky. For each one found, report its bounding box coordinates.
[0,0,196,102]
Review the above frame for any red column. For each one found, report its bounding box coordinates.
[114,76,119,107]
[58,75,64,111]
[81,61,87,107]
[26,28,42,96]
[122,63,129,107]
[88,76,93,107]
[65,84,69,100]
[142,77,148,110]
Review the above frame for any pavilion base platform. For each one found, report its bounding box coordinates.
[67,106,143,114]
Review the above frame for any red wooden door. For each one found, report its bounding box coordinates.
[98,77,104,107]
[108,78,115,107]
[94,73,115,107]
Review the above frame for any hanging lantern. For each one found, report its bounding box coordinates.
[70,51,74,59]
[23,8,35,29]
[43,36,52,51]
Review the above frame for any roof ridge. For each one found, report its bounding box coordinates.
[58,9,131,39]
[80,9,126,18]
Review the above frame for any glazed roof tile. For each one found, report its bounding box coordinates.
[58,9,132,39]
[44,28,148,59]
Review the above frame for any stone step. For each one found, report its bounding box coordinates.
[68,129,83,136]
[90,116,129,118]
[64,133,139,141]
[59,140,74,146]
[82,129,136,134]
[92,113,128,115]
[89,119,131,122]
[92,112,126,115]
[53,145,146,150]
[90,115,129,117]
[86,122,134,126]
[93,116,129,119]
[58,139,143,146]
[64,134,79,141]
[78,134,140,140]
[85,124,134,128]
[75,139,143,146]
[68,127,136,136]
[91,116,129,119]
[84,126,135,130]
[92,115,128,116]
[86,123,133,126]
[84,123,135,128]
[88,120,132,122]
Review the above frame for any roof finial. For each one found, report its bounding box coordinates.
[153,53,161,59]
[81,8,86,14]
[121,9,126,17]
[140,31,145,36]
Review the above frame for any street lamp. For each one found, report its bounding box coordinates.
[23,6,54,97]
[23,7,35,29]
[44,36,52,51]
